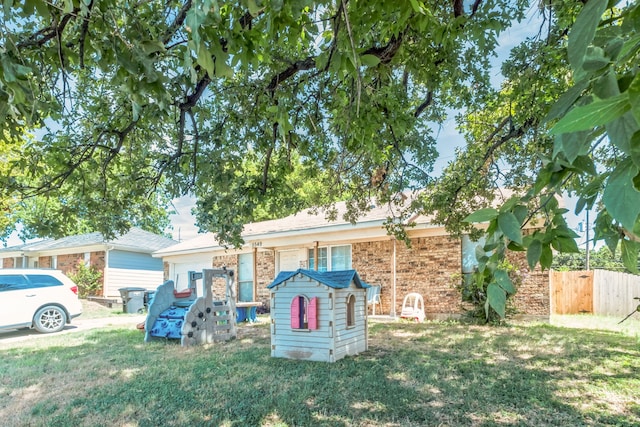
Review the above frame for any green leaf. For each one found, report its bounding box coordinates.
[582,46,610,71]
[551,94,631,134]
[567,0,607,74]
[621,239,639,274]
[607,112,639,155]
[603,158,640,231]
[360,54,381,67]
[629,73,640,124]
[463,208,499,223]
[552,236,580,253]
[631,131,640,168]
[247,0,262,16]
[527,239,542,269]
[487,282,506,319]
[408,0,422,13]
[544,79,590,123]
[540,244,553,270]
[495,270,515,294]
[197,42,215,77]
[553,132,590,163]
[497,212,522,244]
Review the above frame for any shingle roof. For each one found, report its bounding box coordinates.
[0,227,177,254]
[155,199,427,255]
[267,269,370,290]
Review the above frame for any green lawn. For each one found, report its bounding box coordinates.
[1,318,638,427]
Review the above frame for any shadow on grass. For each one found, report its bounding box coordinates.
[1,321,639,426]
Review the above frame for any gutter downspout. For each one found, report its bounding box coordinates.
[391,237,397,318]
[104,245,114,297]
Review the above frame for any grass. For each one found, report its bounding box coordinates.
[1,318,639,427]
[79,299,142,319]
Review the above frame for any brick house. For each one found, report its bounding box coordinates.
[154,202,549,320]
[0,227,177,298]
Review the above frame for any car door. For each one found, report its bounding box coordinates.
[0,274,34,328]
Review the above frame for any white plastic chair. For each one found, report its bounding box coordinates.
[400,292,425,323]
[366,285,382,315]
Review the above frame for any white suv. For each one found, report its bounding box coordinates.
[0,269,83,333]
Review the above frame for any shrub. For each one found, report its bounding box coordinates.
[68,260,103,298]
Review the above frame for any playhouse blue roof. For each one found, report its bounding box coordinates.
[267,269,370,290]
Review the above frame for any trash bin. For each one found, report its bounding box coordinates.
[118,287,146,314]
[144,290,156,311]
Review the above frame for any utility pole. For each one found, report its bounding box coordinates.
[585,210,590,270]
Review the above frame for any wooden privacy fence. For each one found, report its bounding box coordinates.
[550,270,593,314]
[593,270,640,317]
[550,269,640,316]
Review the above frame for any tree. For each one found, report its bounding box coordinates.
[464,0,640,319]
[1,0,530,244]
[1,1,638,320]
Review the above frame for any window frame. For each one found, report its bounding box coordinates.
[290,295,318,331]
[308,244,352,271]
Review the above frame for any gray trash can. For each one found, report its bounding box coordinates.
[118,287,146,313]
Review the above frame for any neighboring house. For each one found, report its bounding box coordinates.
[154,201,550,320]
[0,228,177,298]
[268,269,369,362]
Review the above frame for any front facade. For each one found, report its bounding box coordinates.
[0,228,177,298]
[154,201,550,320]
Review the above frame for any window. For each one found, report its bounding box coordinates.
[0,275,29,292]
[308,245,351,271]
[346,294,356,327]
[27,274,63,288]
[238,253,253,302]
[461,235,487,285]
[290,295,318,330]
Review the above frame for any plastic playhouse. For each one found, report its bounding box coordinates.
[144,268,237,346]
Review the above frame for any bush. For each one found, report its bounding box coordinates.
[68,260,103,298]
[454,260,521,325]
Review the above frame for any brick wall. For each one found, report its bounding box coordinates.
[90,251,105,271]
[212,250,275,308]
[38,256,52,268]
[256,250,275,305]
[206,236,550,319]
[56,253,85,275]
[352,235,549,319]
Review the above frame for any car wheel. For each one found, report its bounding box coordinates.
[33,306,67,333]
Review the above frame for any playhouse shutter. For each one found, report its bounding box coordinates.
[308,297,318,330]
[290,297,301,328]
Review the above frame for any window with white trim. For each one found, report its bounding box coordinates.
[308,245,351,271]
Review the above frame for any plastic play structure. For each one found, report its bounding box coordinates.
[144,268,237,346]
[400,292,425,323]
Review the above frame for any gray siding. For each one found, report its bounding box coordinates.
[108,250,163,271]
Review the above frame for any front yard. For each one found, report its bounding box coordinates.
[1,317,639,426]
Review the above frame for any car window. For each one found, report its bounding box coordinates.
[0,274,30,292]
[26,274,64,288]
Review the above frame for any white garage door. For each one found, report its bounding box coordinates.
[278,250,304,272]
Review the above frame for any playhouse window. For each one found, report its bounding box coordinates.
[346,294,356,327]
[291,296,318,330]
